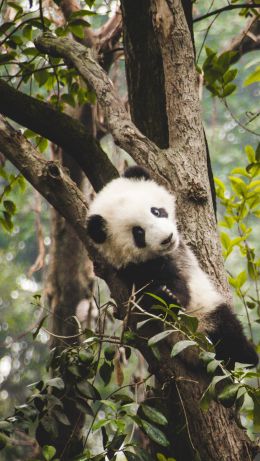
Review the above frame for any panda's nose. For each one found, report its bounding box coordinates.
[161,233,173,245]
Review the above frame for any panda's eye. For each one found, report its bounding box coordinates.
[151,207,168,218]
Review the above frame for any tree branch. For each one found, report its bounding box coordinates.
[224,17,260,62]
[0,79,118,191]
[95,8,123,71]
[194,4,260,23]
[34,33,161,170]
[0,115,88,243]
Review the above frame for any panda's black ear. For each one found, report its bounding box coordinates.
[87,214,107,244]
[124,165,151,181]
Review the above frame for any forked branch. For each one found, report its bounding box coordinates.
[35,33,160,170]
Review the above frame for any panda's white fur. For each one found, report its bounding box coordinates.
[88,175,222,318]
[87,166,258,366]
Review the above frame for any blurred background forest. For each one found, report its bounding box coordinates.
[0,1,259,460]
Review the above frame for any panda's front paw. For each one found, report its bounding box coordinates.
[157,285,180,306]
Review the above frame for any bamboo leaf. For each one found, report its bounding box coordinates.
[171,340,197,358]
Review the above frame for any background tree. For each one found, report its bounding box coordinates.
[0,1,259,461]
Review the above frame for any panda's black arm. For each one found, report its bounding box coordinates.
[206,304,258,367]
[117,256,190,310]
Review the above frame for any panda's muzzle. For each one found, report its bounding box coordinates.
[161,233,173,246]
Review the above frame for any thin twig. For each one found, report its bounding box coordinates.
[175,381,196,452]
[194,4,260,23]
[196,13,220,64]
[39,0,45,31]
[223,100,260,137]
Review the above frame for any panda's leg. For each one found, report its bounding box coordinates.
[205,304,258,367]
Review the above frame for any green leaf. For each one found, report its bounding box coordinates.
[69,18,90,27]
[3,200,16,214]
[205,46,216,57]
[124,451,142,461]
[53,409,70,426]
[99,361,114,386]
[61,93,76,107]
[76,381,100,400]
[214,177,226,197]
[247,301,256,309]
[0,52,16,64]
[179,313,198,333]
[23,47,38,57]
[243,66,260,86]
[141,405,168,426]
[112,393,134,404]
[218,384,240,407]
[252,393,260,431]
[207,359,221,374]
[69,9,96,18]
[220,232,231,250]
[229,176,247,195]
[222,83,236,97]
[34,69,49,87]
[145,292,168,307]
[236,270,247,288]
[0,433,10,449]
[156,455,167,461]
[108,432,126,451]
[78,348,94,366]
[46,377,65,390]
[75,397,93,415]
[231,167,250,177]
[42,445,56,461]
[1,212,13,232]
[148,330,173,347]
[92,418,110,431]
[223,68,238,84]
[68,23,85,39]
[256,143,260,162]
[85,0,95,7]
[104,346,116,361]
[171,340,197,358]
[17,175,26,191]
[141,420,169,447]
[217,51,232,73]
[200,375,230,411]
[248,261,258,281]
[22,24,33,40]
[37,137,48,153]
[206,83,220,96]
[245,145,255,163]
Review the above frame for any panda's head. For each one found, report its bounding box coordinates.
[87,166,180,268]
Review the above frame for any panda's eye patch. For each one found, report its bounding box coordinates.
[132,226,146,248]
[151,207,168,218]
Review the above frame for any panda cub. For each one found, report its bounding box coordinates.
[87,166,258,367]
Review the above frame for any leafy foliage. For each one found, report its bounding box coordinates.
[0,167,25,232]
[202,47,238,98]
[0,284,259,460]
[215,144,260,323]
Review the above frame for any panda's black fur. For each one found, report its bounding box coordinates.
[87,166,258,367]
